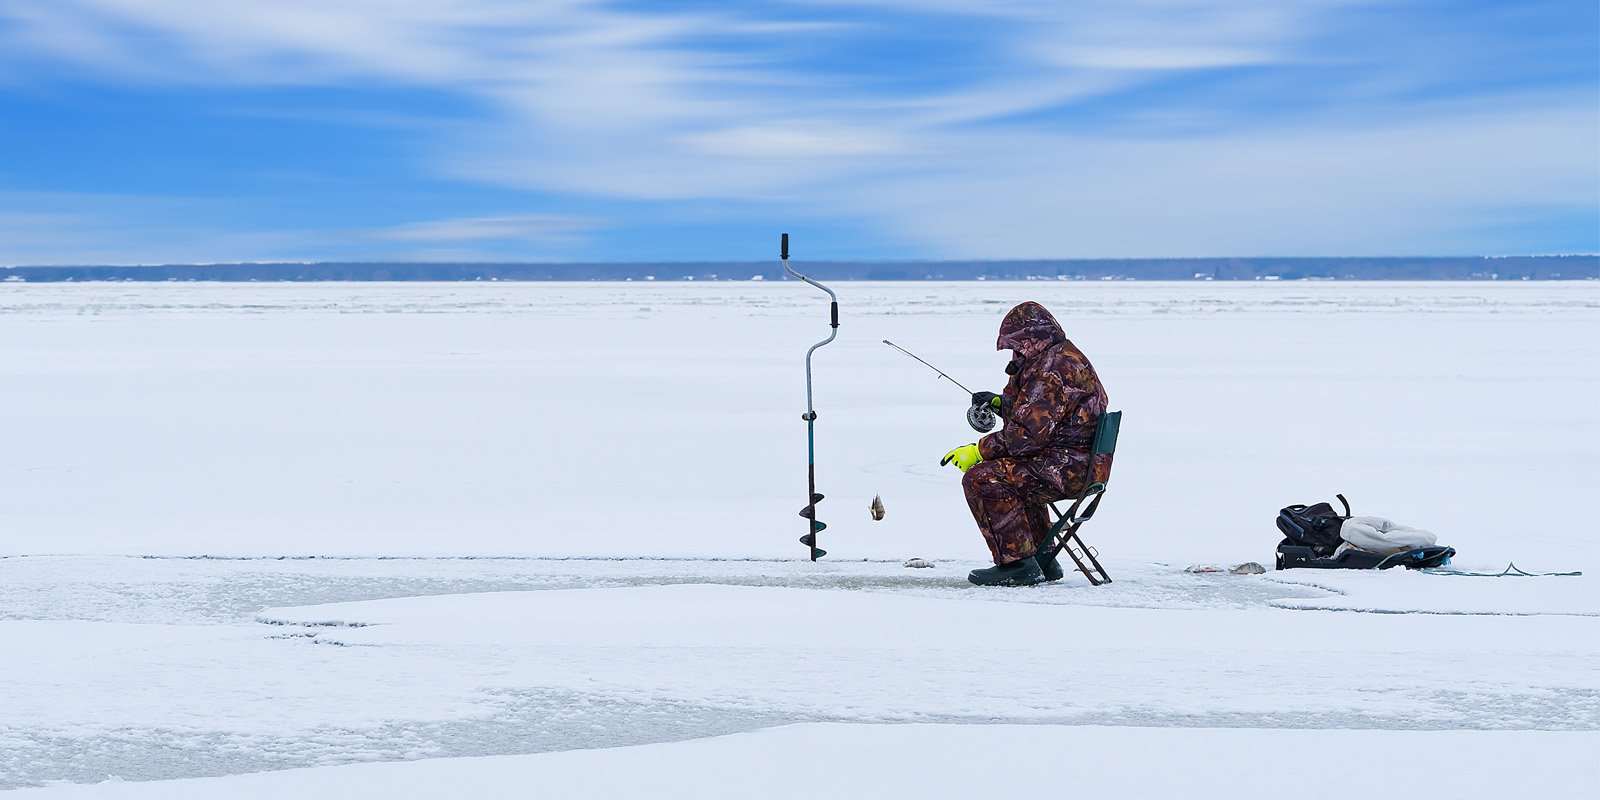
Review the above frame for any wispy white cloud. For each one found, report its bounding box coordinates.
[846,99,1598,257]
[0,194,322,264]
[0,193,602,264]
[0,2,1375,138]
[0,0,1592,257]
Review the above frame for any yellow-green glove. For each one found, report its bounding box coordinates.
[940,443,982,472]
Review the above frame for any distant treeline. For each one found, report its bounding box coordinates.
[2,255,1594,282]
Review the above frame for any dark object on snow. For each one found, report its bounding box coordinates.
[1274,493,1455,571]
[1276,494,1351,557]
[968,557,1046,586]
[1276,543,1456,571]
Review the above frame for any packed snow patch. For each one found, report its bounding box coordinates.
[9,724,1595,799]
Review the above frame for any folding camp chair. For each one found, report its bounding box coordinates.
[1039,410,1121,586]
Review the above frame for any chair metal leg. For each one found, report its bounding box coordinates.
[1061,527,1111,586]
[1043,487,1112,586]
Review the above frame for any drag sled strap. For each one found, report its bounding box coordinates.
[1422,562,1584,577]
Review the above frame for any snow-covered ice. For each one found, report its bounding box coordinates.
[9,724,1596,800]
[1,281,1595,795]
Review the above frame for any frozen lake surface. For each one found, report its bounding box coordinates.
[1,282,1596,796]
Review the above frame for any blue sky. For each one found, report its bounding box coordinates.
[0,0,1594,264]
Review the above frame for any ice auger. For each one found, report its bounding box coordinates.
[781,233,837,561]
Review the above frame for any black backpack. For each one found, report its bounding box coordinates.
[1276,494,1351,557]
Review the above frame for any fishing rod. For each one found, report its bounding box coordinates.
[883,340,974,394]
[783,233,837,561]
[882,339,997,433]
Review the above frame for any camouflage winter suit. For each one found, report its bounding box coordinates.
[964,302,1112,565]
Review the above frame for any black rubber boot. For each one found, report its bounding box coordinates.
[1034,550,1065,582]
[968,558,1046,587]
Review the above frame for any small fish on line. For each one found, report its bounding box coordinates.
[869,494,885,521]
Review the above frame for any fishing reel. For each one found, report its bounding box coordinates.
[967,400,997,433]
[967,391,1002,433]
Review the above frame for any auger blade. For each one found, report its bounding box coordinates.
[798,493,826,518]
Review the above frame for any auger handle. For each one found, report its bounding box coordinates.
[781,233,789,260]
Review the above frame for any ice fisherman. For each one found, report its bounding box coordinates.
[940,301,1112,586]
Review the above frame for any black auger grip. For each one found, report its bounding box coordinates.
[781,233,789,260]
[830,301,838,328]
